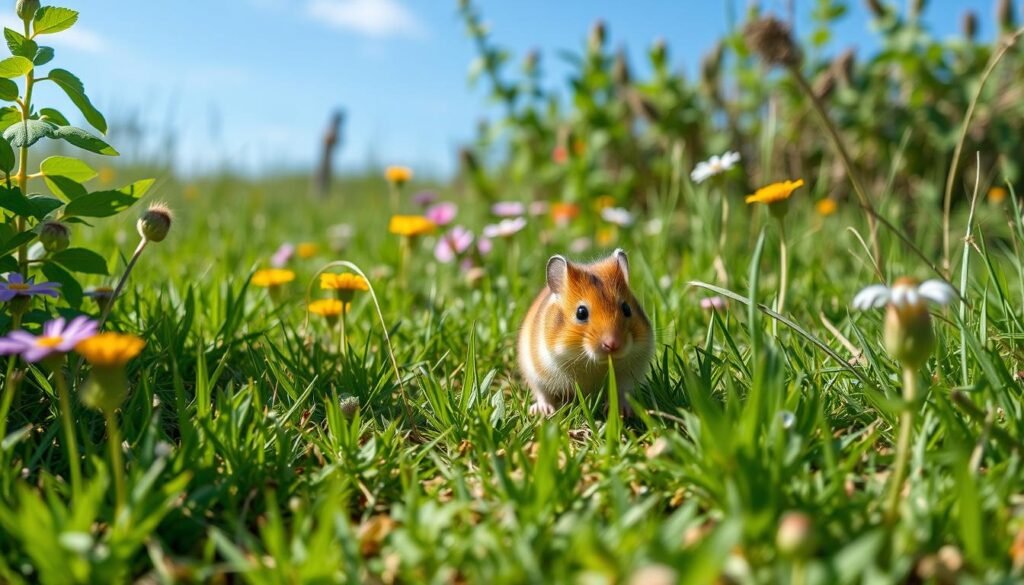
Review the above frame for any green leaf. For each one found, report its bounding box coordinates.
[0,185,31,215]
[53,125,117,156]
[41,261,81,307]
[0,229,35,256]
[3,118,56,148]
[41,155,96,183]
[48,69,106,133]
[42,174,85,200]
[3,28,36,58]
[0,106,21,133]
[39,107,68,126]
[27,194,62,219]
[0,78,18,101]
[0,56,32,78]
[32,7,79,36]
[33,46,53,66]
[0,132,12,173]
[63,178,153,217]
[50,247,107,275]
[0,255,16,273]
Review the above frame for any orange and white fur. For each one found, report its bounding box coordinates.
[517,248,654,416]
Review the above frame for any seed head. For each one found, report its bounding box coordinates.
[962,11,978,41]
[997,0,1016,30]
[743,17,802,68]
[137,203,173,243]
[588,20,606,53]
[16,0,39,20]
[39,220,70,253]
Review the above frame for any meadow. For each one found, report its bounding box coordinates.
[1,1,1023,583]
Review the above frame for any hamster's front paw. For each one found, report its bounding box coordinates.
[529,400,556,417]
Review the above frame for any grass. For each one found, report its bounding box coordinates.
[0,160,1022,584]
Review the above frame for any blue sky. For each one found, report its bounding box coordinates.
[28,0,998,177]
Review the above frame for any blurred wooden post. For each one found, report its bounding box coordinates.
[313,109,344,198]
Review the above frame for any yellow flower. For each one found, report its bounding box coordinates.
[385,166,413,185]
[297,242,319,259]
[550,202,581,224]
[593,195,615,212]
[596,227,617,246]
[389,215,436,237]
[98,166,116,186]
[746,179,805,205]
[75,333,145,368]
[251,268,296,287]
[308,298,350,319]
[988,186,1008,204]
[815,198,837,216]
[320,272,369,292]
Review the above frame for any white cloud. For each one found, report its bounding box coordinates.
[0,16,107,53]
[306,0,425,39]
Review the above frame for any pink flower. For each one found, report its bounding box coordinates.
[528,201,550,216]
[435,226,474,263]
[426,202,458,226]
[270,243,294,268]
[700,296,726,311]
[491,201,525,217]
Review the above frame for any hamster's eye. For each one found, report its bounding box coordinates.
[575,305,589,322]
[621,302,632,317]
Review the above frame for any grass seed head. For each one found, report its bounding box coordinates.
[744,17,802,68]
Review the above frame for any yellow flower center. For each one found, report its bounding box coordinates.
[36,336,63,348]
[8,283,30,291]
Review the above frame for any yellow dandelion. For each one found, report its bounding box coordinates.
[98,166,116,186]
[251,268,296,288]
[308,298,350,319]
[988,186,1008,204]
[596,227,617,246]
[385,166,413,186]
[815,198,837,216]
[321,272,368,292]
[389,215,436,237]
[746,179,805,205]
[297,242,319,259]
[75,333,145,368]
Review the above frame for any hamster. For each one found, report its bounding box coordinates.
[517,248,654,416]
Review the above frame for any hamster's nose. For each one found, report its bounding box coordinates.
[601,337,621,353]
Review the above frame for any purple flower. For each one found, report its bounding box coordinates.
[413,191,438,208]
[435,226,474,263]
[426,202,458,226]
[483,217,527,239]
[491,201,525,217]
[477,236,493,255]
[0,273,60,302]
[271,243,295,268]
[0,316,98,363]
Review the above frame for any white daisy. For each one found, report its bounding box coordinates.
[482,217,527,239]
[690,151,741,184]
[852,278,957,311]
[600,207,634,227]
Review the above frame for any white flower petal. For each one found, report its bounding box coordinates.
[903,288,919,307]
[852,284,890,310]
[890,286,908,307]
[917,279,957,306]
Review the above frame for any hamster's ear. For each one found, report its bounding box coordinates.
[547,255,568,294]
[613,248,629,281]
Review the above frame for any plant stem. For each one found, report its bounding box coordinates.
[777,219,789,315]
[0,357,20,451]
[338,310,347,357]
[16,25,35,277]
[103,408,126,515]
[788,66,883,278]
[885,366,919,524]
[98,238,148,330]
[53,365,82,496]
